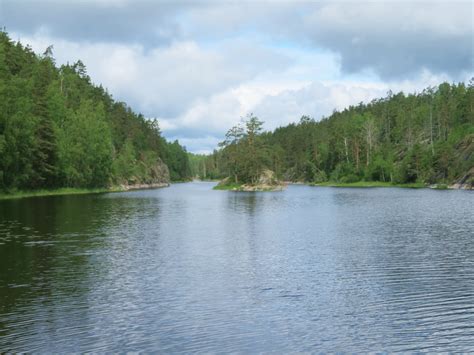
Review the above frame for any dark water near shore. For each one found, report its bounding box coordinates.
[0,182,473,352]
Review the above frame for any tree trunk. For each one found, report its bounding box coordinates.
[354,141,360,172]
[430,102,435,156]
[344,137,349,163]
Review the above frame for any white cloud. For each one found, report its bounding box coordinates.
[14,32,292,119]
[169,135,222,155]
[300,1,473,78]
[181,1,473,78]
[156,70,464,154]
[6,1,473,152]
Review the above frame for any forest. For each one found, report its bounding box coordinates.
[0,31,191,192]
[191,81,473,187]
[2,30,472,192]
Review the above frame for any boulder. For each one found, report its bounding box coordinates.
[240,170,286,191]
[120,157,170,190]
[449,167,474,190]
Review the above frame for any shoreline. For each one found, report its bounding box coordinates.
[0,183,170,200]
[214,179,472,191]
[1,180,470,200]
[119,182,170,191]
[213,182,287,192]
[310,181,426,189]
[310,181,472,190]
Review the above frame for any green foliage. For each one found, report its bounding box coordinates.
[213,181,243,190]
[365,154,392,182]
[112,139,138,184]
[313,181,426,188]
[0,31,191,192]
[209,80,473,187]
[188,152,223,180]
[161,140,191,181]
[312,169,328,183]
[330,162,359,183]
[57,100,113,187]
[218,114,272,184]
[0,187,115,200]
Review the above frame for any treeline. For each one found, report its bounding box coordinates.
[0,31,191,191]
[192,81,473,186]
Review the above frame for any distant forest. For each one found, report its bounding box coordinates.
[2,31,472,191]
[190,81,473,186]
[0,31,191,192]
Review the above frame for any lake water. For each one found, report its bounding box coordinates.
[0,182,473,352]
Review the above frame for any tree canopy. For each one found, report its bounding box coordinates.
[0,31,191,191]
[192,82,473,186]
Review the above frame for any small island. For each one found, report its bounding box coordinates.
[212,115,287,192]
[215,169,286,191]
[191,84,473,191]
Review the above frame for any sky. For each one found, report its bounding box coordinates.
[1,0,473,153]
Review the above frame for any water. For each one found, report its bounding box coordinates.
[0,182,473,352]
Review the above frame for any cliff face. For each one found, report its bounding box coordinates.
[449,135,473,189]
[145,158,170,185]
[450,167,474,190]
[119,158,170,190]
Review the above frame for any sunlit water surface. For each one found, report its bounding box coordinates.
[0,182,473,352]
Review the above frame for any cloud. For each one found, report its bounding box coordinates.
[183,1,473,79]
[15,32,292,119]
[162,70,462,153]
[301,1,473,79]
[3,1,472,79]
[252,70,460,130]
[168,135,222,155]
[0,0,189,46]
[2,1,473,152]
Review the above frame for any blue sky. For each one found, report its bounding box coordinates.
[1,0,472,153]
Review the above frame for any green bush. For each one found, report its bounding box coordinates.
[340,174,360,183]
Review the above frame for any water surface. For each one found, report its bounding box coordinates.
[0,183,473,352]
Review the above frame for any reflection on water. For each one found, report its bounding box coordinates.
[0,183,473,352]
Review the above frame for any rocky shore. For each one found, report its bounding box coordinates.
[119,182,170,191]
[215,169,287,192]
[118,158,171,191]
[448,167,474,190]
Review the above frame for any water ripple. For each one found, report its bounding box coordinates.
[0,184,473,352]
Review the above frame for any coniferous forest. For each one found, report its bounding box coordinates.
[191,81,473,187]
[0,31,191,192]
[1,31,472,192]
[2,2,473,353]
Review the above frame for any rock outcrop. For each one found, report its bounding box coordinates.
[146,157,170,184]
[119,158,170,190]
[449,167,474,190]
[240,169,286,191]
[217,169,286,192]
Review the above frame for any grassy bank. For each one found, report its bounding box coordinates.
[311,181,426,188]
[214,180,428,190]
[0,187,125,200]
[213,182,243,190]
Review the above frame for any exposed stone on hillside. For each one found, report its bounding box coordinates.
[448,135,473,189]
[147,158,170,184]
[121,182,169,191]
[217,169,287,192]
[449,167,474,190]
[120,157,170,190]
